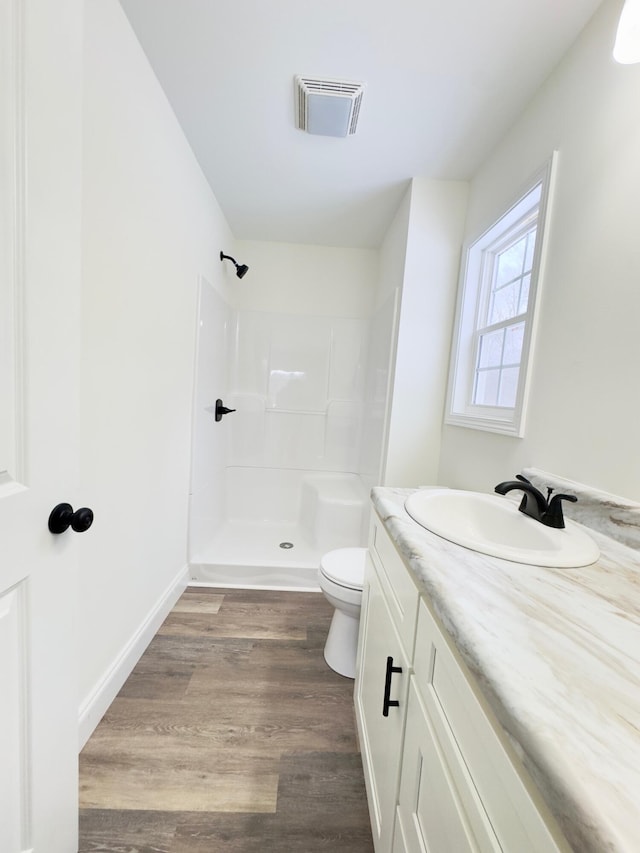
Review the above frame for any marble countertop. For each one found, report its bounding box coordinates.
[371,485,640,853]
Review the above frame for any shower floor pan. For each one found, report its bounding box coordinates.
[189,519,324,591]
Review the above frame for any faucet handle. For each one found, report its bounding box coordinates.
[544,493,578,529]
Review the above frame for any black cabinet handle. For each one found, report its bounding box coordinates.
[382,655,402,717]
[48,503,94,534]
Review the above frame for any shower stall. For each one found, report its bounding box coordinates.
[188,260,397,590]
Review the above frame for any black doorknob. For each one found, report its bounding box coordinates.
[215,398,236,421]
[48,503,94,534]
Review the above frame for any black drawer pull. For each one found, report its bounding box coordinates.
[382,655,402,717]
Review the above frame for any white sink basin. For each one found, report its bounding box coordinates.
[404,489,600,568]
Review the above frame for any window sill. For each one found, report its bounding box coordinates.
[444,411,524,437]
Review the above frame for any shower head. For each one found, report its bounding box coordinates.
[220,251,249,279]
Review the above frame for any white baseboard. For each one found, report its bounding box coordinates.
[77,564,189,750]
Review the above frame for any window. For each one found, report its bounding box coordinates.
[446,155,556,436]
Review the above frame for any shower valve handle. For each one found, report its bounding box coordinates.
[215,399,236,421]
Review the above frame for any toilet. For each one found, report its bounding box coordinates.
[318,547,367,678]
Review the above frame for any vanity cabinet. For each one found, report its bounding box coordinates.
[354,515,419,853]
[356,513,571,853]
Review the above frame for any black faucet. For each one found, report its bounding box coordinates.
[494,474,577,529]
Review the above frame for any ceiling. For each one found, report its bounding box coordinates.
[118,0,603,249]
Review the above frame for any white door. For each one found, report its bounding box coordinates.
[0,0,84,851]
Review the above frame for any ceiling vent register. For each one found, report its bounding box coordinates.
[295,76,364,137]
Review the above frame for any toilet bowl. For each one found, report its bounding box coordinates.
[318,547,367,678]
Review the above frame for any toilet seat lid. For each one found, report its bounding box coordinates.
[320,547,366,590]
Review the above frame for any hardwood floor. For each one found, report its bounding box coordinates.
[79,587,374,852]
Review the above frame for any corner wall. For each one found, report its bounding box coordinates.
[438,0,640,501]
[79,0,234,739]
[383,179,468,487]
[359,190,410,488]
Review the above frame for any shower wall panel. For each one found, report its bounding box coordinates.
[189,277,231,559]
[228,311,367,472]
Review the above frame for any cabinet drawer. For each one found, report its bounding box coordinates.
[414,598,570,852]
[369,513,419,658]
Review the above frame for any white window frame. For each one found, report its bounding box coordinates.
[445,153,557,437]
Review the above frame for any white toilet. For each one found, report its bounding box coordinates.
[318,547,367,678]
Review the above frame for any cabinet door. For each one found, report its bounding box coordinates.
[395,680,501,853]
[355,556,410,853]
[414,600,569,853]
[391,809,410,853]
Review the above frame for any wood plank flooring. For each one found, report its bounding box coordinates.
[79,587,374,852]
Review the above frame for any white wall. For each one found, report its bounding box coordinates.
[438,0,640,501]
[79,0,234,733]
[375,190,411,311]
[233,239,377,317]
[383,179,468,487]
